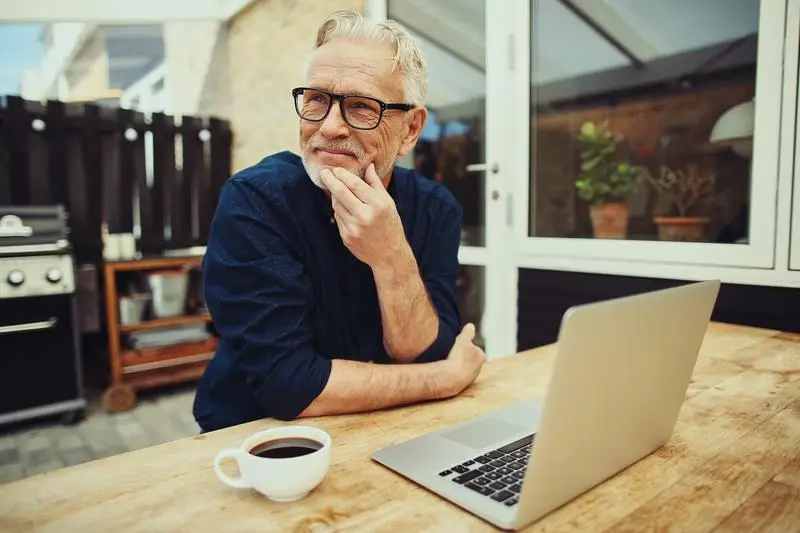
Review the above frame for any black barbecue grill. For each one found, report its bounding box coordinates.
[0,205,85,426]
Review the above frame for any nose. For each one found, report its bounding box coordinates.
[319,100,350,139]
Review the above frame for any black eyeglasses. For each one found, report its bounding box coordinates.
[292,87,414,130]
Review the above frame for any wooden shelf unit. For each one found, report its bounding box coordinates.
[102,255,216,412]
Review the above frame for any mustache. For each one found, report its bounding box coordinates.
[307,137,365,160]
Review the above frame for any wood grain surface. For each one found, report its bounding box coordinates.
[1,322,798,532]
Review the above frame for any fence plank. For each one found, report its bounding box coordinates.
[208,117,231,230]
[120,111,153,253]
[64,104,92,260]
[179,116,202,248]
[80,104,104,260]
[46,101,69,210]
[0,106,10,205]
[6,96,30,205]
[150,112,174,249]
[26,100,51,205]
[99,107,129,234]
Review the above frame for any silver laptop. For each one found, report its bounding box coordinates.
[372,280,720,530]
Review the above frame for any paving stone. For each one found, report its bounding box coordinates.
[0,447,19,466]
[60,448,94,467]
[22,447,56,470]
[0,463,24,484]
[1,384,203,483]
[0,435,16,452]
[24,460,64,478]
[52,428,86,451]
[18,435,50,454]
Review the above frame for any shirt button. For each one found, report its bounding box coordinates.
[329,216,335,224]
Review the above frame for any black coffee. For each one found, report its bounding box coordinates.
[249,437,323,459]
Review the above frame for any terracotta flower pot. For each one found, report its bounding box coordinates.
[653,216,709,242]
[589,202,630,239]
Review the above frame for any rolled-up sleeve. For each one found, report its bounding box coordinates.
[414,202,463,363]
[203,178,331,420]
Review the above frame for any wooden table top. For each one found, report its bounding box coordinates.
[1,322,798,532]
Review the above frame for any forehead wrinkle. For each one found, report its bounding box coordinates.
[307,38,404,101]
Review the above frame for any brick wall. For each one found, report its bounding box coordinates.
[224,0,365,171]
[163,21,228,118]
[64,29,110,101]
[531,83,755,239]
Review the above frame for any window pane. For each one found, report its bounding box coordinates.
[530,0,760,243]
[389,0,487,247]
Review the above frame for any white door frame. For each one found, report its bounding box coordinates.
[369,0,519,359]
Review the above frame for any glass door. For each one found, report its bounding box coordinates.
[381,0,517,358]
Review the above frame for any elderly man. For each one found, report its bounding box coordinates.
[193,10,485,432]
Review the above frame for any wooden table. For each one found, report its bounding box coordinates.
[1,322,798,532]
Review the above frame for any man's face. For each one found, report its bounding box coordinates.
[300,37,426,189]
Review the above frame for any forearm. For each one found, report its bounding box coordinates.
[298,358,455,418]
[372,243,439,363]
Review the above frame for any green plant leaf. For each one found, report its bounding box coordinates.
[581,156,602,171]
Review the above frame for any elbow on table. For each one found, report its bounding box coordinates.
[388,322,456,364]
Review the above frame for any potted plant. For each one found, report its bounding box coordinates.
[646,164,715,241]
[574,121,645,239]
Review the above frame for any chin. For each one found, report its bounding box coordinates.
[301,157,327,190]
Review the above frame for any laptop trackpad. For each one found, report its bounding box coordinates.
[441,418,527,449]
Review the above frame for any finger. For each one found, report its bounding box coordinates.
[363,163,385,190]
[458,323,476,342]
[331,196,353,218]
[325,168,367,214]
[319,168,350,198]
[332,167,376,204]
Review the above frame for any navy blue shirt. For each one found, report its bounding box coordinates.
[193,151,463,431]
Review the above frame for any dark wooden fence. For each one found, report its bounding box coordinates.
[0,95,232,262]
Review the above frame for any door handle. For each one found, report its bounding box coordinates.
[0,317,58,335]
[465,163,499,174]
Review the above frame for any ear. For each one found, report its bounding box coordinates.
[397,107,428,157]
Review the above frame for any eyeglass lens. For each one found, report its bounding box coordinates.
[295,89,382,129]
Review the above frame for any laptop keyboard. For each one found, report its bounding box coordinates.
[438,434,535,507]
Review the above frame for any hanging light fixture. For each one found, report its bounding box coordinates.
[709,98,754,157]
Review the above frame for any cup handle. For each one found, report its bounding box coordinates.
[214,448,249,489]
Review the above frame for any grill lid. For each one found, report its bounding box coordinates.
[0,206,69,249]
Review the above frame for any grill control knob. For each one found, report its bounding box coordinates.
[7,270,25,287]
[46,268,63,283]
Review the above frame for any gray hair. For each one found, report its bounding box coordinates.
[311,10,428,106]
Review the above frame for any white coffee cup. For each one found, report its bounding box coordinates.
[213,426,331,502]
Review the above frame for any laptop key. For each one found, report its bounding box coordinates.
[463,460,475,466]
[508,462,524,471]
[489,481,507,491]
[497,435,535,454]
[510,483,522,493]
[474,456,491,465]
[452,465,470,474]
[452,470,482,484]
[511,450,527,459]
[490,460,505,468]
[504,497,519,507]
[485,472,502,480]
[465,482,493,496]
[484,451,504,459]
[497,467,513,476]
[479,465,494,473]
[491,490,514,502]
[438,469,452,476]
[513,471,525,480]
[500,456,515,464]
[501,475,517,484]
[475,476,492,486]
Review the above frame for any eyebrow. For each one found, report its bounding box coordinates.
[307,86,381,100]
